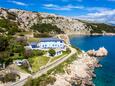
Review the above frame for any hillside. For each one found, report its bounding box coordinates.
[0,8,115,35]
[86,23,115,34]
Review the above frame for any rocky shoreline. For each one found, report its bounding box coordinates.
[67,32,115,36]
[48,49,106,86]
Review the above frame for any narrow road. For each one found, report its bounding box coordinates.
[10,45,76,86]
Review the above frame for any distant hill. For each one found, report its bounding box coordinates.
[0,8,115,35]
[110,23,115,26]
[85,23,115,34]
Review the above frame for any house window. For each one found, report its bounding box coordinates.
[60,41,63,43]
[32,45,37,48]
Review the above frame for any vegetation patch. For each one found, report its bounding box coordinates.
[34,33,52,38]
[24,74,56,86]
[48,49,56,57]
[0,72,20,83]
[0,19,20,35]
[31,23,64,34]
[27,38,39,42]
[50,51,68,62]
[47,53,78,74]
[0,36,26,68]
[28,56,50,72]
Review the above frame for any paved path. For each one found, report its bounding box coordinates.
[9,45,76,86]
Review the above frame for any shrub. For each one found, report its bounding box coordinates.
[1,72,20,83]
[38,50,44,56]
[32,50,44,56]
[12,44,25,53]
[23,78,33,86]
[24,49,33,59]
[24,74,56,86]
[66,48,71,53]
[0,36,9,51]
[0,51,10,62]
[16,37,27,46]
[48,49,56,56]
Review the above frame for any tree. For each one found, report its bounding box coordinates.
[48,49,56,56]
[24,49,33,59]
[0,51,10,62]
[0,36,9,51]
[0,51,13,68]
[11,44,25,53]
[2,72,20,83]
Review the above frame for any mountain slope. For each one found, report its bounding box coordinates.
[0,8,115,35]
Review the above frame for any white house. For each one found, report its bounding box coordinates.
[27,38,66,51]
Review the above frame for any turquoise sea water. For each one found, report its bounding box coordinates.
[70,35,115,86]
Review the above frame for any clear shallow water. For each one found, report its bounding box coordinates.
[70,35,115,86]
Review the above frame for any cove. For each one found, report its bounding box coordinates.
[70,35,115,86]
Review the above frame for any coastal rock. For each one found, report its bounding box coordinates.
[95,47,108,57]
[47,74,71,86]
[48,53,99,86]
[87,47,108,57]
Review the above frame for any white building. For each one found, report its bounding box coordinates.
[27,38,66,51]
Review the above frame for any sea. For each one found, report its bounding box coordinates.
[70,35,115,86]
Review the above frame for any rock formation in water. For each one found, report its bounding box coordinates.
[87,47,108,57]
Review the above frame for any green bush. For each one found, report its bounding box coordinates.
[23,78,33,86]
[11,44,25,53]
[0,51,10,63]
[0,36,9,51]
[24,49,33,59]
[48,49,56,56]
[32,50,44,56]
[66,48,71,53]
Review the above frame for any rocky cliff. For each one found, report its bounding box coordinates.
[0,8,115,34]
